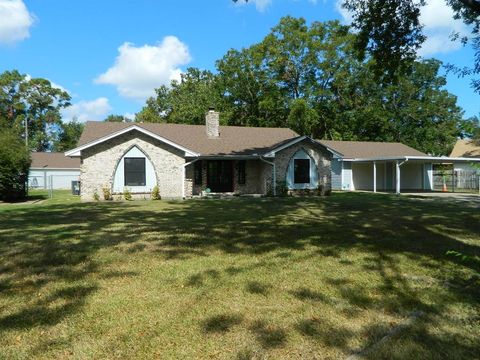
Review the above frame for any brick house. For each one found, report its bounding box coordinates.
[65,110,333,200]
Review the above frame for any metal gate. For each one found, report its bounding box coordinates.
[433,170,480,193]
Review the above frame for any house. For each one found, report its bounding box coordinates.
[450,139,480,172]
[29,152,80,190]
[66,110,332,200]
[65,110,480,200]
[449,139,479,191]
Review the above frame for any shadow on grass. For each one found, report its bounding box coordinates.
[246,281,271,296]
[201,313,243,333]
[249,320,287,348]
[0,192,478,357]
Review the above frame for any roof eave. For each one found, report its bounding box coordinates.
[64,125,200,158]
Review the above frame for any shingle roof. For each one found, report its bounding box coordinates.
[78,121,300,156]
[449,139,480,158]
[31,152,80,169]
[317,140,427,158]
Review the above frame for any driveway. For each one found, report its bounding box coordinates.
[402,191,480,207]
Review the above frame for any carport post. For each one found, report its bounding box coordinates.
[373,161,377,193]
[396,161,401,194]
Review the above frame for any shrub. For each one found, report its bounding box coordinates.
[276,181,289,197]
[102,186,112,200]
[123,188,132,201]
[0,130,31,202]
[93,190,100,201]
[151,185,160,200]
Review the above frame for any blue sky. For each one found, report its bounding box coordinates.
[0,0,478,122]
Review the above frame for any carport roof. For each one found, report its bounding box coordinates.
[317,140,427,159]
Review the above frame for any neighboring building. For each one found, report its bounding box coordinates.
[65,110,480,200]
[450,139,480,172]
[29,152,80,189]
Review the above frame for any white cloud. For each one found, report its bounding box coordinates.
[124,112,136,121]
[418,0,469,56]
[235,0,272,12]
[335,0,353,24]
[95,36,191,100]
[0,0,34,44]
[62,97,112,123]
[335,0,469,56]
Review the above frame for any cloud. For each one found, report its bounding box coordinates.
[234,0,272,12]
[62,97,112,123]
[418,0,469,56]
[95,36,191,100]
[335,0,469,56]
[124,112,136,121]
[0,0,34,44]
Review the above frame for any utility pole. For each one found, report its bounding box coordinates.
[24,115,28,149]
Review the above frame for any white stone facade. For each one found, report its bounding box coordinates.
[80,131,185,201]
[274,139,332,194]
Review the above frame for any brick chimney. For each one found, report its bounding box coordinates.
[206,108,219,138]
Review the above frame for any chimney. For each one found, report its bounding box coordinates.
[206,108,219,138]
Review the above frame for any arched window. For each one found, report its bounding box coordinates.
[112,146,156,193]
[286,149,319,189]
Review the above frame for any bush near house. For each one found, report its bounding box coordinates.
[0,130,31,201]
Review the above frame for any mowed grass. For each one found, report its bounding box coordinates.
[0,191,479,359]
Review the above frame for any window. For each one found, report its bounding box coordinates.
[124,158,146,186]
[238,160,246,185]
[194,160,202,185]
[294,159,310,184]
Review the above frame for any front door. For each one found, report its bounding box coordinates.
[207,160,233,192]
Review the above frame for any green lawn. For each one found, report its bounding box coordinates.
[0,192,479,359]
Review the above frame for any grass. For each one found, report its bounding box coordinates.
[0,191,479,359]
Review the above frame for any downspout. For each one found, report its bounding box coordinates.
[260,156,276,196]
[182,158,199,199]
[395,158,409,194]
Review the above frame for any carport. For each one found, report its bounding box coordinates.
[347,156,480,194]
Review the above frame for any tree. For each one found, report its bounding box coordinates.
[136,68,227,124]
[139,16,468,154]
[0,126,31,201]
[287,99,319,136]
[342,0,480,91]
[104,114,133,122]
[0,70,71,151]
[52,118,85,152]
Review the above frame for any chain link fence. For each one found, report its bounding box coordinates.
[433,170,480,193]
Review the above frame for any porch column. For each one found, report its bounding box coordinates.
[373,161,377,193]
[396,161,401,194]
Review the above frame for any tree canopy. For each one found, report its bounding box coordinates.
[0,70,71,151]
[52,118,85,152]
[137,17,469,155]
[342,0,480,92]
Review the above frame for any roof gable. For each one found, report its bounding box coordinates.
[66,125,199,157]
[450,139,480,158]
